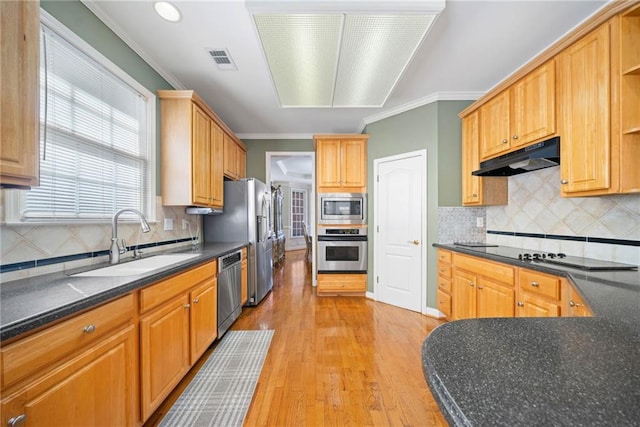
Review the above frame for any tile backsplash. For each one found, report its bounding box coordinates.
[0,194,201,281]
[485,167,639,265]
[438,207,487,243]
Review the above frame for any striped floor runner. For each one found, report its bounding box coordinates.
[159,330,274,427]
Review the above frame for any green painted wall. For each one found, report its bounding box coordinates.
[41,0,174,195]
[364,100,472,309]
[243,139,314,182]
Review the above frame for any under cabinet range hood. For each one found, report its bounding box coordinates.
[472,137,560,177]
[185,207,223,215]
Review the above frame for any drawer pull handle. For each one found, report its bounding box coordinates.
[530,281,539,287]
[517,302,524,307]
[184,304,191,309]
[477,286,484,290]
[8,414,26,427]
[83,324,96,334]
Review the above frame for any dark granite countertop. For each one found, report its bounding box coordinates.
[424,243,640,426]
[0,242,247,342]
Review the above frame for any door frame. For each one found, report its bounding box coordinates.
[265,151,316,285]
[373,149,427,313]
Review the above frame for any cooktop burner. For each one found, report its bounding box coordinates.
[516,252,637,271]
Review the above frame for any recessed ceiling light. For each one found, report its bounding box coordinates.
[154,1,181,23]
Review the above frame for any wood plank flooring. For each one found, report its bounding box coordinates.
[146,250,447,426]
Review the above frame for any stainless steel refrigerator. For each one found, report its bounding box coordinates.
[203,178,274,306]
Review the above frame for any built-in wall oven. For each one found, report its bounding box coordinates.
[317,226,367,273]
[318,193,366,225]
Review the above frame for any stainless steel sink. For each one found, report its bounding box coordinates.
[73,254,200,277]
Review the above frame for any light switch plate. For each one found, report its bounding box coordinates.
[476,217,484,228]
[164,218,174,231]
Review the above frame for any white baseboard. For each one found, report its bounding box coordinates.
[424,306,446,319]
[366,291,375,300]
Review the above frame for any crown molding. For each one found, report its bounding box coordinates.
[238,133,314,141]
[81,0,185,90]
[359,91,484,131]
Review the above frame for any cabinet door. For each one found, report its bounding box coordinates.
[452,269,477,320]
[558,23,611,194]
[476,278,515,318]
[223,133,237,179]
[316,139,342,188]
[0,0,40,188]
[210,121,224,207]
[192,104,212,206]
[511,60,556,147]
[479,91,511,159]
[236,146,246,179]
[2,326,137,427]
[462,111,481,204]
[565,285,592,317]
[340,139,366,188]
[190,277,217,365]
[518,294,560,317]
[140,295,190,421]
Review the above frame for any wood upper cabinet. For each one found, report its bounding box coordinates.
[159,90,225,208]
[0,0,40,189]
[315,134,368,192]
[1,295,137,426]
[479,60,556,160]
[461,110,507,206]
[558,22,612,196]
[223,133,246,180]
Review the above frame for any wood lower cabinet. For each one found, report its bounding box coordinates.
[139,260,217,421]
[317,273,367,295]
[436,250,453,317]
[516,268,562,317]
[565,284,592,317]
[476,277,515,318]
[0,0,40,189]
[315,135,368,193]
[461,110,507,206]
[1,295,137,426]
[452,268,477,319]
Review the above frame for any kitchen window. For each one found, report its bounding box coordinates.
[6,11,155,223]
[290,188,307,238]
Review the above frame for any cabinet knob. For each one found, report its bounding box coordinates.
[7,414,26,427]
[83,324,96,334]
[530,281,539,287]
[561,179,568,184]
[469,281,475,287]
[517,302,524,307]
[477,285,484,290]
[569,300,581,308]
[193,298,200,304]
[184,304,191,309]
[502,139,508,144]
[512,135,519,140]
[472,193,478,197]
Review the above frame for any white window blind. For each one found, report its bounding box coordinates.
[22,19,153,221]
[291,189,306,237]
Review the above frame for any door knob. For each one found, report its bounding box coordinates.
[409,240,420,245]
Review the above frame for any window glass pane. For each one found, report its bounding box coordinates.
[23,22,150,221]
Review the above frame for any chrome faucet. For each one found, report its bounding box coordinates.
[109,208,151,264]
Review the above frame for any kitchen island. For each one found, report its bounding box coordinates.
[424,243,640,426]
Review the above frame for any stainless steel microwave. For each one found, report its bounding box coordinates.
[318,193,366,225]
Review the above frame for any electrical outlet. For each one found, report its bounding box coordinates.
[164,218,174,231]
[476,217,484,228]
[182,219,189,230]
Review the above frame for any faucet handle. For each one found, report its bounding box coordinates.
[119,239,127,255]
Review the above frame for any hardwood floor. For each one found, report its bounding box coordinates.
[146,250,448,426]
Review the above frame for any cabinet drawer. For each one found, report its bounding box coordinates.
[140,260,216,313]
[317,274,366,292]
[453,253,515,285]
[437,250,452,264]
[438,276,452,294]
[519,269,561,301]
[437,289,452,317]
[1,294,134,388]
[437,260,451,280]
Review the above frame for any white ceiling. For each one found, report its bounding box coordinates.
[84,0,607,139]
[270,155,313,184]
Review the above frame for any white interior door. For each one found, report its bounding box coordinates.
[374,150,426,312]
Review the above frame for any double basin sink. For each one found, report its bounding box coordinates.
[73,253,201,277]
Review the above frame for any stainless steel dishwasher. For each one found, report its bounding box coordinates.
[217,249,242,338]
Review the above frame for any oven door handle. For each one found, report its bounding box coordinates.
[317,236,368,242]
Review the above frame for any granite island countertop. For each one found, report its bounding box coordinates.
[423,243,640,426]
[0,242,247,342]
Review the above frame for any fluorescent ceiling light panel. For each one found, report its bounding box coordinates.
[254,12,439,108]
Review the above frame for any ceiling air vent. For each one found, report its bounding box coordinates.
[208,48,238,71]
